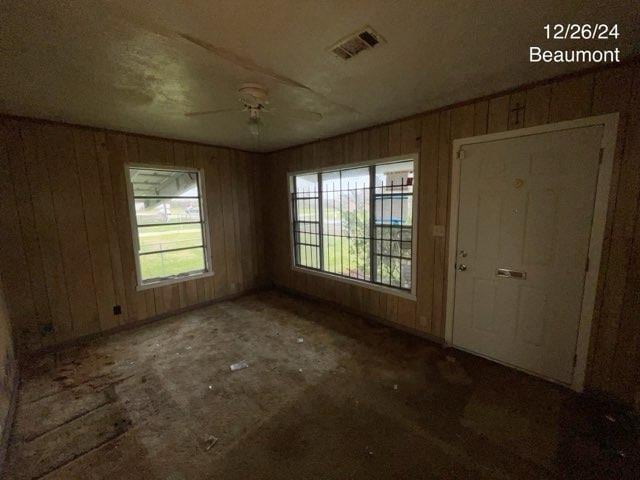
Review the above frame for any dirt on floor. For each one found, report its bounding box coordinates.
[3,290,638,479]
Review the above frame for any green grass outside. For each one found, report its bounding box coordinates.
[138,223,205,280]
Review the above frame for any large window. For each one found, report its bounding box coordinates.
[289,157,416,295]
[125,165,212,289]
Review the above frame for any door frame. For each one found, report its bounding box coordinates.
[444,113,619,392]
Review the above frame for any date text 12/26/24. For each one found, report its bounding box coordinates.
[531,24,621,63]
[544,24,619,40]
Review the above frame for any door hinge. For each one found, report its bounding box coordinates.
[599,148,604,164]
[457,148,465,160]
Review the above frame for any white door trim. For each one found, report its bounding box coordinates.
[445,113,619,392]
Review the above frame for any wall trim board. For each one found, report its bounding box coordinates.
[274,284,444,346]
[23,287,267,358]
[0,365,18,476]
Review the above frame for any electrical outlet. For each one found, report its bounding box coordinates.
[113,305,122,315]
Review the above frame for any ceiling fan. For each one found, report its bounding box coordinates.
[184,83,322,136]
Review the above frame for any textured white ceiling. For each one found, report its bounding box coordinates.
[1,1,638,152]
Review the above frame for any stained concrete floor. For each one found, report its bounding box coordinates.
[4,290,638,480]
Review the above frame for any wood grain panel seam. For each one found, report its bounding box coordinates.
[0,364,19,473]
[95,133,123,322]
[72,130,102,332]
[134,137,157,315]
[40,125,75,337]
[9,139,50,344]
[7,127,42,333]
[19,124,67,345]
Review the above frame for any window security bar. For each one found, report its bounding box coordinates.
[291,176,413,291]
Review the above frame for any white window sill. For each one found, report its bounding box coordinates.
[136,270,214,291]
[291,266,416,301]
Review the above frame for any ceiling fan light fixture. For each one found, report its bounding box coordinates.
[238,83,269,108]
[185,82,320,138]
[247,115,262,137]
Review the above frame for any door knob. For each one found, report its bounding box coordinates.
[458,264,467,271]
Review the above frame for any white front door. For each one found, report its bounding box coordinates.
[452,125,604,384]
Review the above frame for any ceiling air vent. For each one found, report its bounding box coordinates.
[330,26,385,60]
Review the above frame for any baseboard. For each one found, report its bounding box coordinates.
[273,284,445,346]
[0,362,19,475]
[25,285,269,358]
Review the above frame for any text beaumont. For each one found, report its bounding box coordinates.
[530,46,620,63]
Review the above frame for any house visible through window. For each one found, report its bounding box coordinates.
[126,165,212,288]
[289,157,416,294]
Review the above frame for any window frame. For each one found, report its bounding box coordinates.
[287,154,419,300]
[125,163,214,291]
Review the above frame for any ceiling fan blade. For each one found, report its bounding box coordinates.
[184,107,241,117]
[265,107,322,123]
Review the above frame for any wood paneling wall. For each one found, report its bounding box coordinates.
[0,275,17,465]
[264,61,640,406]
[0,118,267,351]
[0,63,638,407]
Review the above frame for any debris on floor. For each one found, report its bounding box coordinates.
[593,405,639,461]
[393,384,398,390]
[6,292,639,479]
[297,337,304,343]
[203,435,219,451]
[229,360,249,372]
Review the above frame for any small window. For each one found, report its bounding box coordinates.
[125,165,212,289]
[289,156,416,296]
